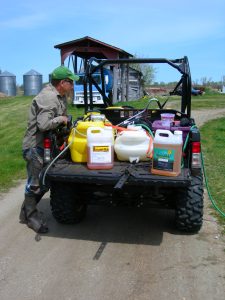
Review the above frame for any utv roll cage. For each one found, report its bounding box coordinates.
[82,56,192,117]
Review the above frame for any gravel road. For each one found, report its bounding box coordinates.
[0,109,225,300]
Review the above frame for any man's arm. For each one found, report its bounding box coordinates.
[36,101,67,132]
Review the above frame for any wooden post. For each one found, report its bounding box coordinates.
[138,73,141,98]
[126,64,129,102]
[113,66,118,104]
[121,64,126,102]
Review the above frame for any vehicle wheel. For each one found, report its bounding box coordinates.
[50,182,87,224]
[175,174,204,233]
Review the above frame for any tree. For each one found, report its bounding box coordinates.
[200,77,212,86]
[130,55,156,86]
[141,64,155,85]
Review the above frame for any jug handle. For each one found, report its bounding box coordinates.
[155,129,173,138]
[87,126,103,134]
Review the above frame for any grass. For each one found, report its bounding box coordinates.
[190,93,225,110]
[0,93,225,231]
[201,118,225,229]
[0,96,32,191]
[0,96,84,192]
[117,93,225,111]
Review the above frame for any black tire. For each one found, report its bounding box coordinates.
[175,174,204,233]
[50,182,87,224]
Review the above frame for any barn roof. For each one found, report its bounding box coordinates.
[54,36,133,64]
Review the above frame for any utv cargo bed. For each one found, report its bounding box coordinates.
[47,160,191,187]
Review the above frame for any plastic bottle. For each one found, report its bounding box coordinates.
[68,120,104,162]
[114,125,152,163]
[87,126,114,170]
[174,130,183,144]
[151,129,183,176]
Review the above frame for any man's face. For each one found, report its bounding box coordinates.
[56,79,74,97]
[61,79,74,94]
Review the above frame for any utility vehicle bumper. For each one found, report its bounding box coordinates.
[46,160,191,188]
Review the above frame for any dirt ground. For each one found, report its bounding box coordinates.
[0,108,225,300]
[0,92,7,98]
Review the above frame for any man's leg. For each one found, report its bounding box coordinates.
[19,148,48,233]
[19,195,48,233]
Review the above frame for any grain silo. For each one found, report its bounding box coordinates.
[23,69,42,96]
[0,71,17,96]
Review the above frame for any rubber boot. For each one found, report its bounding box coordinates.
[35,191,45,204]
[19,195,48,233]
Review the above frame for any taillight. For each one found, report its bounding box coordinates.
[44,138,51,163]
[44,138,51,149]
[191,142,201,168]
[192,142,201,153]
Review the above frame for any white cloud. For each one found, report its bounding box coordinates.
[0,13,48,29]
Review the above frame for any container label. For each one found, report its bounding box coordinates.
[153,148,175,171]
[90,144,111,163]
[93,146,109,152]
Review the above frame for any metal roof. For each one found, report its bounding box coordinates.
[24,69,42,76]
[0,71,16,77]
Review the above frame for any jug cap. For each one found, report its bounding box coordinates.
[174,130,182,135]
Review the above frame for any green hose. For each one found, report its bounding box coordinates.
[201,152,225,218]
[135,123,154,137]
[184,125,225,217]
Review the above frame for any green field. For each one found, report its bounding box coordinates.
[201,117,225,227]
[0,96,84,191]
[0,93,225,230]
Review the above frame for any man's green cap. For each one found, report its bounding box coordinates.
[51,66,79,81]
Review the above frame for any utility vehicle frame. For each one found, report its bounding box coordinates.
[42,57,204,233]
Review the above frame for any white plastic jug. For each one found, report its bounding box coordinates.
[152,129,183,176]
[114,126,152,163]
[68,120,105,163]
[87,126,114,169]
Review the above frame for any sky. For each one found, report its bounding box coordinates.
[0,0,225,85]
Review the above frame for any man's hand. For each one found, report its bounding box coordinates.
[61,116,68,125]
[52,115,68,129]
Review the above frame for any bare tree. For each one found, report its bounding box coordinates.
[130,55,156,86]
[201,77,212,86]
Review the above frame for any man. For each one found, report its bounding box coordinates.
[19,66,79,233]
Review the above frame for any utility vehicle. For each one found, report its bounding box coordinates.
[41,57,204,233]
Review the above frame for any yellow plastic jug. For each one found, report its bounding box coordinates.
[68,120,104,162]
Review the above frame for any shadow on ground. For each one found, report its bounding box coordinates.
[36,196,181,246]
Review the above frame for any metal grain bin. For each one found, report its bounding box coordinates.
[0,71,16,96]
[23,69,42,96]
